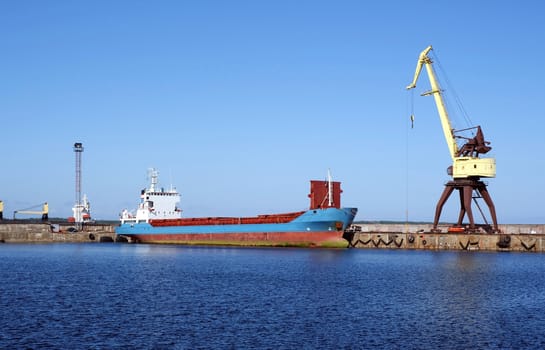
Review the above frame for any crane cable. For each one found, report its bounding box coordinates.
[16,203,45,212]
[405,88,415,232]
[431,50,475,133]
[408,81,415,129]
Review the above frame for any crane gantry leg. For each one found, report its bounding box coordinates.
[433,179,499,233]
[459,185,475,227]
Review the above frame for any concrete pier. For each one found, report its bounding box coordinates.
[0,222,115,243]
[345,223,545,252]
[2,221,545,252]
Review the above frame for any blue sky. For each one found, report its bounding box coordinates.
[1,1,544,223]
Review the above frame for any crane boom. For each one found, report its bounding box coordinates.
[406,45,458,160]
[406,45,495,179]
[13,202,49,220]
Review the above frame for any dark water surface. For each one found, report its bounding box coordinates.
[1,244,545,349]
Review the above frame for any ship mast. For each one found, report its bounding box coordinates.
[327,169,333,207]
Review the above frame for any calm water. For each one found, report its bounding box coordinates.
[1,244,545,349]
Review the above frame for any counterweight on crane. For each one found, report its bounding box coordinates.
[406,45,499,233]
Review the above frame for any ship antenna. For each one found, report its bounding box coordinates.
[169,168,175,192]
[327,169,333,207]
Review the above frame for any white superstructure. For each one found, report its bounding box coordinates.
[72,194,91,223]
[120,168,181,224]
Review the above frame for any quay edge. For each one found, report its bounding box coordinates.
[3,221,545,253]
[0,222,116,243]
[344,223,545,252]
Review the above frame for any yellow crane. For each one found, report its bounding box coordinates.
[406,45,499,233]
[13,202,49,221]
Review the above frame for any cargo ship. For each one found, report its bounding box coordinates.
[115,169,357,247]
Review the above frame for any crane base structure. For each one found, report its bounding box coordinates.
[432,178,499,234]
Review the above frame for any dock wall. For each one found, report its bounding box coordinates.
[0,223,115,243]
[346,223,545,252]
[3,221,545,252]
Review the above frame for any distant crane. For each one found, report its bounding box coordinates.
[406,45,499,233]
[13,202,49,221]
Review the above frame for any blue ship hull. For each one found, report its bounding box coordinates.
[115,207,357,247]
